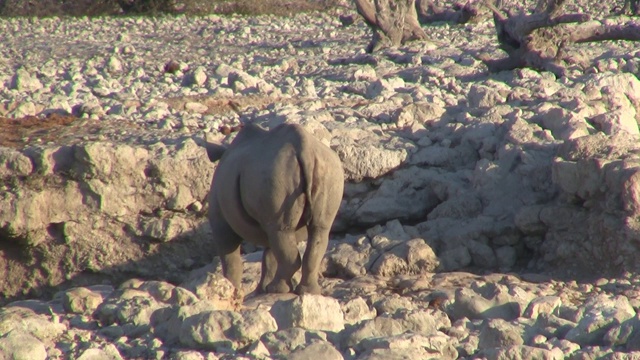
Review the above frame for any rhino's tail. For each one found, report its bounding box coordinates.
[296,139,315,223]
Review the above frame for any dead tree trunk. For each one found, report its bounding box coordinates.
[354,0,428,53]
[482,0,640,76]
[415,0,488,24]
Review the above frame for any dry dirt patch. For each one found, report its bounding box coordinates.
[0,113,147,149]
[161,94,275,115]
[0,95,369,150]
[161,94,370,116]
[0,114,86,148]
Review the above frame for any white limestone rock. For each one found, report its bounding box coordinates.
[287,341,344,360]
[479,345,564,360]
[565,294,636,346]
[76,345,124,360]
[448,287,520,322]
[341,297,377,325]
[351,167,441,226]
[370,238,439,277]
[357,332,458,359]
[180,272,240,310]
[332,134,409,182]
[0,331,47,360]
[0,307,67,343]
[477,318,527,348]
[0,147,33,177]
[260,327,327,357]
[393,101,446,129]
[61,287,107,314]
[322,242,374,278]
[468,83,507,108]
[106,55,124,73]
[234,308,278,344]
[11,67,43,92]
[342,317,407,349]
[189,66,208,87]
[179,310,242,351]
[437,246,472,272]
[150,300,221,345]
[270,295,345,332]
[523,296,562,319]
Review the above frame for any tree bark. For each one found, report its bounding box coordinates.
[354,0,428,53]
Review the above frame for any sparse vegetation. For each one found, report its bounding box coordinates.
[0,0,338,17]
[0,0,121,17]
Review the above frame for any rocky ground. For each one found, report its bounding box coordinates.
[2,0,640,358]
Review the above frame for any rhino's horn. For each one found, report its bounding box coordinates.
[205,142,228,162]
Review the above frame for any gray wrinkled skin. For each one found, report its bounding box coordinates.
[207,123,344,295]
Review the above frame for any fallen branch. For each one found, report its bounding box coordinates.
[483,0,640,76]
[570,21,640,42]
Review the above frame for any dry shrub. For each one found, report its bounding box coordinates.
[117,0,337,15]
[0,0,337,16]
[0,0,122,16]
[61,0,122,16]
[0,0,65,16]
[116,0,180,13]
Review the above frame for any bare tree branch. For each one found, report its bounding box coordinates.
[482,0,640,76]
[570,21,640,42]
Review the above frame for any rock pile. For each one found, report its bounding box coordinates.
[3,268,640,359]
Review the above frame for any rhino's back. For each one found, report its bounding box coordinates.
[216,123,308,175]
[218,123,339,174]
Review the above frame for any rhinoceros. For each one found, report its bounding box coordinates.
[205,123,344,295]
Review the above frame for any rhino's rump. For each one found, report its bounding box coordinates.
[210,123,343,246]
[212,137,309,245]
[239,143,308,231]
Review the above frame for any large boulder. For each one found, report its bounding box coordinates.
[270,295,345,332]
[0,138,216,303]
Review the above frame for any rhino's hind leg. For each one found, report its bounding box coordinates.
[266,230,302,294]
[211,220,243,291]
[220,245,243,291]
[259,248,278,293]
[296,226,330,295]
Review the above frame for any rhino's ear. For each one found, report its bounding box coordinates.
[205,142,227,162]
